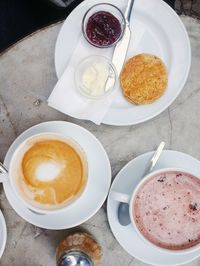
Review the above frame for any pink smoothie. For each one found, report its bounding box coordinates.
[133,171,200,250]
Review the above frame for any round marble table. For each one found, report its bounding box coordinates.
[0,16,199,266]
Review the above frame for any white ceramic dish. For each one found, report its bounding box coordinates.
[0,210,7,259]
[3,121,111,229]
[107,150,200,266]
[55,0,191,126]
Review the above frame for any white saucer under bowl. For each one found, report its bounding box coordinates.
[0,210,7,259]
[3,121,111,229]
[107,150,200,266]
[55,0,191,126]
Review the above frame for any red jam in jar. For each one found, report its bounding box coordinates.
[85,11,122,47]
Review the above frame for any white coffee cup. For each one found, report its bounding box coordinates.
[0,132,88,215]
[111,167,200,254]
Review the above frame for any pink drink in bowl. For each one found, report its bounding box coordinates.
[111,168,200,254]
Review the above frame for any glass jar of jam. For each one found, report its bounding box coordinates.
[82,3,125,48]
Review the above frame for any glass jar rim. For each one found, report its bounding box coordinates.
[82,3,126,48]
[74,55,117,100]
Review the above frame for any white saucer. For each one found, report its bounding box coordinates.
[107,150,200,266]
[3,121,111,229]
[0,210,7,259]
[55,0,191,126]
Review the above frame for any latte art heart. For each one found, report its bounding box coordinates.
[35,162,63,182]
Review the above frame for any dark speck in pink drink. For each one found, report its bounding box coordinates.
[85,11,122,47]
[133,171,200,250]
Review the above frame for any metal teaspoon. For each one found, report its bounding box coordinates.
[118,141,165,226]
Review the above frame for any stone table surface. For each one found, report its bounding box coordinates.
[0,16,200,266]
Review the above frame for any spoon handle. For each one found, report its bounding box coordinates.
[144,141,165,176]
[0,162,8,174]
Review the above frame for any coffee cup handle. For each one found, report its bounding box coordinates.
[110,191,131,204]
[0,162,9,183]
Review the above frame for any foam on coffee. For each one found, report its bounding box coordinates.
[36,162,62,182]
[133,171,200,250]
[11,134,87,211]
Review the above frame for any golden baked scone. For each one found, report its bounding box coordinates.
[120,54,168,105]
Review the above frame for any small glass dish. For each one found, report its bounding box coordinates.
[82,3,125,48]
[74,55,117,100]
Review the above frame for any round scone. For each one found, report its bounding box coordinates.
[120,54,168,105]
